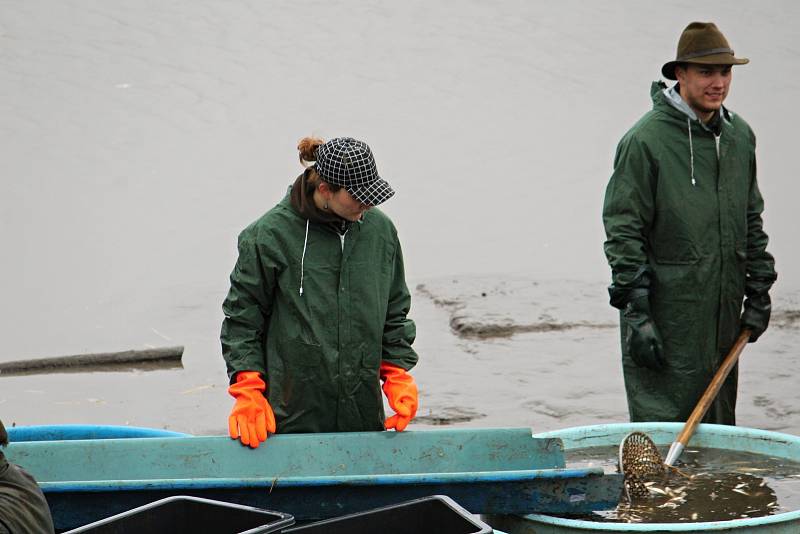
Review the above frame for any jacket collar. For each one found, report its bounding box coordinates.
[283,179,358,235]
[650,81,732,133]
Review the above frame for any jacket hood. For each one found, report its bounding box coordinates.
[648,81,731,187]
[286,172,357,297]
[290,171,350,229]
[650,81,730,133]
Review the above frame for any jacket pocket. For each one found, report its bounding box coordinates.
[281,338,323,368]
[360,347,381,385]
[653,251,700,266]
[651,256,703,304]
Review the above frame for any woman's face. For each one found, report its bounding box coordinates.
[328,188,371,221]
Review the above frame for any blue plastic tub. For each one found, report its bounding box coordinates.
[489,423,800,533]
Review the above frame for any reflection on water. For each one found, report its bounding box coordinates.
[568,446,800,523]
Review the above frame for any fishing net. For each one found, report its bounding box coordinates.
[618,431,667,501]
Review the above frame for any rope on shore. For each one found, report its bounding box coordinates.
[0,346,184,376]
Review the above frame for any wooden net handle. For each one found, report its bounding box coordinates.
[674,330,751,448]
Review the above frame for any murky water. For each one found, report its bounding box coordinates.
[568,445,800,523]
[1,1,799,437]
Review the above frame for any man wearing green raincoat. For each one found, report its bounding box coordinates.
[221,137,419,447]
[603,22,777,424]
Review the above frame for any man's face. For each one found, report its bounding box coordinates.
[676,64,733,117]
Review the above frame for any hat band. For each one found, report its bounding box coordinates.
[676,47,734,61]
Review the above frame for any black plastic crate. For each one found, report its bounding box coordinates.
[63,495,294,534]
[283,495,492,534]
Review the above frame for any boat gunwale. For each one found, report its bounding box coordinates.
[37,466,614,492]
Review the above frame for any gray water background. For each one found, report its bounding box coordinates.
[1,1,799,436]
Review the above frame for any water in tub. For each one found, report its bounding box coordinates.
[568,446,800,523]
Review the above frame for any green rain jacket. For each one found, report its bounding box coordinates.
[221,190,418,434]
[603,82,776,424]
[0,453,55,534]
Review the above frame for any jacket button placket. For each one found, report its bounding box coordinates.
[337,241,349,429]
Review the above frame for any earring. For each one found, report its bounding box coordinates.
[323,202,328,210]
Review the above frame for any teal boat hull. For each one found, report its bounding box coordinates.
[7,424,188,441]
[5,427,623,531]
[489,423,800,533]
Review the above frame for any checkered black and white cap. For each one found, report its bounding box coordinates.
[315,137,395,206]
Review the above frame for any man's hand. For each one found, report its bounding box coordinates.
[741,293,771,342]
[623,295,665,370]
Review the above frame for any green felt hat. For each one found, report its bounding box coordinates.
[662,22,748,80]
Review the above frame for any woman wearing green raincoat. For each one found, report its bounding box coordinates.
[221,137,419,448]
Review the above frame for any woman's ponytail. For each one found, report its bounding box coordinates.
[297,137,324,166]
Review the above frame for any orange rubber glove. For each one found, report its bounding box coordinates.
[228,371,276,448]
[380,361,418,432]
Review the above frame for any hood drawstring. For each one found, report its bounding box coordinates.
[299,219,309,296]
[687,118,696,187]
[298,220,351,296]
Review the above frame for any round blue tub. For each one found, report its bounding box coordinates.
[490,423,800,533]
[7,424,189,442]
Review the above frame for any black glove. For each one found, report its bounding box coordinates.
[622,295,665,370]
[741,293,771,342]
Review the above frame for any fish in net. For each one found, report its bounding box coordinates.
[618,431,668,501]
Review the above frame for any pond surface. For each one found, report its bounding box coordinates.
[2,1,799,437]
